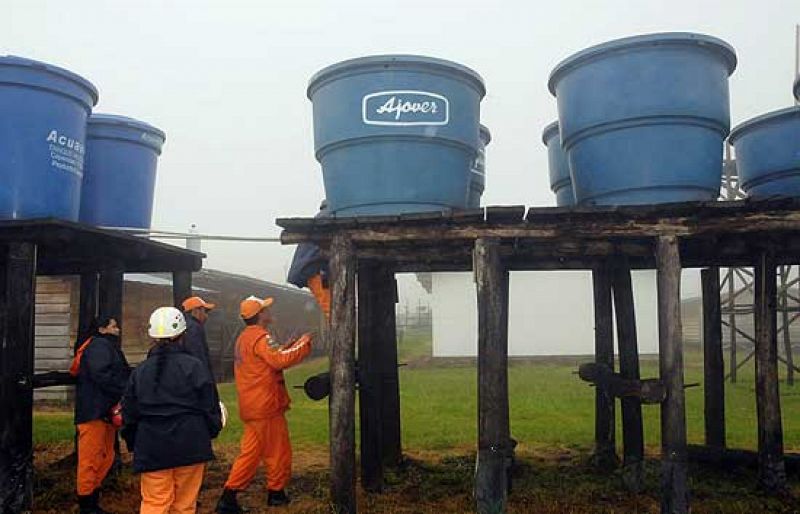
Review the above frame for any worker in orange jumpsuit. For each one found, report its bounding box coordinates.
[71,315,129,514]
[287,200,331,319]
[122,307,221,514]
[215,296,313,512]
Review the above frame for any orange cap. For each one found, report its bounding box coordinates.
[240,295,274,320]
[182,296,216,312]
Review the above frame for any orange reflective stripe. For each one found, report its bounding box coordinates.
[69,337,94,377]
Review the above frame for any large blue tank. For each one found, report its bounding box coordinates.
[0,56,98,220]
[729,107,800,199]
[468,125,491,208]
[308,55,485,216]
[79,114,166,228]
[794,76,799,102]
[549,33,737,205]
[542,121,575,206]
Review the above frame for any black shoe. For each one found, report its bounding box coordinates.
[267,489,290,507]
[77,494,96,514]
[92,490,114,514]
[216,488,247,513]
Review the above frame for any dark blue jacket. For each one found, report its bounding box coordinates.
[287,207,329,288]
[121,344,222,473]
[74,336,130,425]
[183,315,215,382]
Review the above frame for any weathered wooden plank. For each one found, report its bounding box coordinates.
[0,242,37,512]
[754,252,787,492]
[701,267,725,450]
[34,325,70,337]
[34,347,72,360]
[474,238,510,514]
[578,363,665,404]
[328,235,357,514]
[35,313,71,326]
[611,261,645,492]
[35,303,71,315]
[656,236,689,514]
[591,265,618,470]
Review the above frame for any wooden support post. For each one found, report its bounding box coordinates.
[329,235,357,514]
[779,266,794,386]
[172,270,193,309]
[474,238,510,514]
[656,236,689,514]
[727,268,738,384]
[611,261,644,491]
[0,242,37,512]
[591,265,618,469]
[380,272,402,468]
[754,252,786,491]
[78,273,98,341]
[701,267,725,449]
[98,268,124,330]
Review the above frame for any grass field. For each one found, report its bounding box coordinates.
[32,332,800,512]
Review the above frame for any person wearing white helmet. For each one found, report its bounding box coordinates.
[122,307,222,514]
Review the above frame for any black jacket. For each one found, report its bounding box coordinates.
[183,315,215,382]
[287,207,329,288]
[121,344,222,473]
[74,336,130,425]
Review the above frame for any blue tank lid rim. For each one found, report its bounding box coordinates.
[479,124,492,145]
[88,114,166,141]
[0,55,99,106]
[547,32,738,95]
[542,120,560,145]
[307,54,486,98]
[729,106,800,144]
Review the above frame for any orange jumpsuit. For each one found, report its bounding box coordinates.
[224,326,311,492]
[307,273,331,320]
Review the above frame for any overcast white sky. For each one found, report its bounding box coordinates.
[4,1,800,301]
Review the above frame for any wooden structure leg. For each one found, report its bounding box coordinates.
[656,236,689,514]
[701,267,725,449]
[0,243,37,512]
[474,238,510,514]
[754,251,786,491]
[329,235,357,513]
[611,261,644,491]
[591,265,618,469]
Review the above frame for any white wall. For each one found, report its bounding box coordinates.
[431,270,659,357]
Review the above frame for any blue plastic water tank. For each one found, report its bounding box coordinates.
[549,33,737,205]
[794,76,799,102]
[468,125,491,208]
[729,107,800,199]
[79,114,166,229]
[308,55,485,216]
[0,56,98,220]
[542,121,575,206]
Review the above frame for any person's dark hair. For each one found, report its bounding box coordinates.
[78,315,115,342]
[243,315,259,326]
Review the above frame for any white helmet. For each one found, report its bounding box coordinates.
[148,306,187,339]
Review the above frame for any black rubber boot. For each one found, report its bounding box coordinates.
[216,488,247,513]
[92,490,113,514]
[77,494,96,514]
[267,489,290,507]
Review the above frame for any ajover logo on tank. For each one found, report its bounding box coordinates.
[362,90,449,126]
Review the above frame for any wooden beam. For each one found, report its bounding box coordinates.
[172,270,193,308]
[358,262,384,493]
[578,363,665,404]
[98,268,124,331]
[701,267,725,449]
[0,242,37,512]
[754,251,787,491]
[78,273,98,342]
[656,235,689,514]
[611,260,645,492]
[380,271,402,468]
[591,265,618,470]
[779,266,795,386]
[474,238,510,513]
[328,235,357,514]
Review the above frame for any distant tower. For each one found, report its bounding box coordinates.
[186,224,202,253]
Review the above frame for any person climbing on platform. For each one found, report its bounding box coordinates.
[70,315,130,514]
[287,200,331,319]
[215,296,313,512]
[121,307,222,514]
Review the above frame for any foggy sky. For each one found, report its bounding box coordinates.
[4,1,799,301]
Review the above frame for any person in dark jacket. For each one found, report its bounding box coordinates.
[71,316,129,514]
[287,200,330,319]
[180,296,216,378]
[122,306,222,514]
